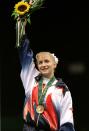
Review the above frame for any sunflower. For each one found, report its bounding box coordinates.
[14,1,31,16]
[11,0,45,48]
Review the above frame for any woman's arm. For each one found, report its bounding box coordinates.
[59,90,75,131]
[18,35,39,97]
[18,35,33,68]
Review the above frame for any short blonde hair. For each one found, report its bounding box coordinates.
[36,52,59,65]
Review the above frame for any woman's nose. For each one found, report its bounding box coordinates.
[41,62,46,66]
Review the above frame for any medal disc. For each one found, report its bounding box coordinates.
[36,105,44,114]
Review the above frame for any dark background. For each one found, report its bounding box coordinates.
[1,0,89,131]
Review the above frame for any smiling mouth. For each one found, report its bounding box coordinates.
[40,68,49,72]
[41,67,48,70]
[42,69,47,71]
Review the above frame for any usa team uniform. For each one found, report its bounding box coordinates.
[19,36,75,131]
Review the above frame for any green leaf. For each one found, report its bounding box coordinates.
[14,14,18,19]
[27,18,31,24]
[11,12,16,17]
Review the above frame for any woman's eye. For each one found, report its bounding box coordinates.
[38,61,42,64]
[38,59,50,65]
[45,60,49,63]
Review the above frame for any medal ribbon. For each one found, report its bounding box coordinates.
[38,76,56,105]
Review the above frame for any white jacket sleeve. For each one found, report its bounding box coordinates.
[19,36,39,97]
[60,91,74,126]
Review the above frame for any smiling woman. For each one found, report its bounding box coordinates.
[11,0,75,131]
[16,33,75,131]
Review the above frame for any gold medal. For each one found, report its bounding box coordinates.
[36,105,44,114]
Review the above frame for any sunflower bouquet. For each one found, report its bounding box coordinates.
[12,0,45,47]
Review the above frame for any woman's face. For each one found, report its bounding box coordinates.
[36,52,57,78]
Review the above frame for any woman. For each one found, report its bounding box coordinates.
[18,36,75,131]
